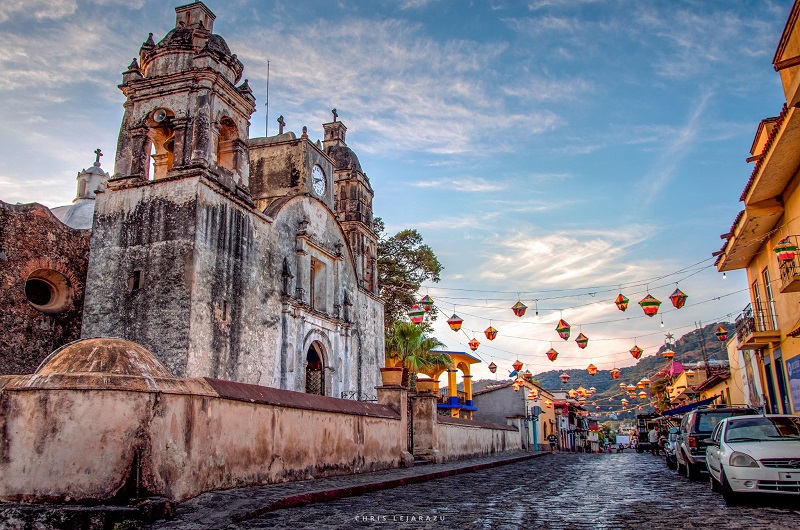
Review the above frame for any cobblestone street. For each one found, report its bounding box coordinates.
[222,452,800,530]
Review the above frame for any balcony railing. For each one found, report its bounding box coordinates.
[735,303,780,349]
[778,237,800,293]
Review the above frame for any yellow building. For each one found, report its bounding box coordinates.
[716,1,800,417]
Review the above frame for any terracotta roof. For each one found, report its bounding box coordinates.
[739,105,788,202]
[773,0,800,67]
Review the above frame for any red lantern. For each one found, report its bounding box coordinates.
[619,382,626,390]
[637,382,645,389]
[512,301,527,317]
[638,391,647,399]
[512,360,524,372]
[610,368,621,379]
[615,293,629,312]
[774,237,798,261]
[447,314,463,332]
[669,288,687,309]
[662,348,675,361]
[488,362,497,374]
[630,345,643,360]
[560,372,571,384]
[546,348,559,362]
[418,295,434,312]
[715,325,728,342]
[408,304,425,324]
[586,363,597,376]
[484,326,498,340]
[527,390,537,400]
[556,319,571,341]
[639,294,661,317]
[640,377,651,387]
[596,406,601,411]
[575,333,589,349]
[468,337,480,351]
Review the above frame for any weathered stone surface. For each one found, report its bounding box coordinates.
[0,201,90,375]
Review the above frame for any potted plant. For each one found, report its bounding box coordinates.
[384,321,452,390]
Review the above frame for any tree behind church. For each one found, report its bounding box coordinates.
[375,218,443,331]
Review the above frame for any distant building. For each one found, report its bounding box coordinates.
[473,380,556,450]
[715,0,800,417]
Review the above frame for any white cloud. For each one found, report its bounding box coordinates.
[0,0,76,23]
[411,177,506,192]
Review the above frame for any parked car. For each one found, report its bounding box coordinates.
[663,427,680,470]
[675,405,758,480]
[704,415,800,505]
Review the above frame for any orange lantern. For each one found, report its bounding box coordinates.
[586,363,598,376]
[468,337,480,351]
[610,368,621,379]
[545,400,553,408]
[630,345,643,360]
[626,384,636,392]
[662,348,675,361]
[638,294,661,317]
[568,389,578,399]
[669,289,687,309]
[484,326,498,340]
[512,301,527,317]
[619,382,627,390]
[512,360,524,372]
[546,348,559,362]
[638,391,647,399]
[640,377,651,387]
[575,333,589,349]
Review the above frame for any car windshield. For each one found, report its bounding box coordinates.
[697,410,754,433]
[724,417,800,443]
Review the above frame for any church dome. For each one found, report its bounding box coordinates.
[61,201,95,230]
[35,337,173,378]
[327,145,363,173]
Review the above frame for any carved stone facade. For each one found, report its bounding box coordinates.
[77,2,384,396]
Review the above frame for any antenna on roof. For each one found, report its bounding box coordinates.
[265,60,270,136]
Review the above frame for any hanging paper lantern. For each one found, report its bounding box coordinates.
[640,377,651,387]
[545,400,552,408]
[619,382,627,390]
[626,384,636,392]
[685,369,696,377]
[484,326,498,341]
[630,345,643,360]
[528,390,537,400]
[556,319,571,341]
[577,386,587,397]
[512,301,527,317]
[586,363,598,376]
[669,289,687,309]
[596,406,601,411]
[488,362,497,374]
[522,370,533,382]
[468,337,480,351]
[568,389,578,399]
[774,237,798,262]
[715,325,728,342]
[638,406,643,411]
[418,295,434,312]
[408,304,425,324]
[512,381,521,391]
[575,333,589,349]
[636,381,645,389]
[662,348,675,361]
[615,293,629,312]
[638,391,647,399]
[610,368,622,379]
[546,348,559,362]
[560,372,571,384]
[621,398,629,405]
[589,387,596,394]
[512,360,524,372]
[638,294,661,317]
[447,314,463,332]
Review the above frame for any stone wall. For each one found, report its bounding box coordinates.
[0,201,90,375]
[435,416,519,461]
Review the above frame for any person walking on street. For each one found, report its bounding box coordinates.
[648,425,660,456]
[547,433,558,452]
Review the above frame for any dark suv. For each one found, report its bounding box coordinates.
[675,405,758,480]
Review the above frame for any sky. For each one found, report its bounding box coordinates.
[0,0,793,381]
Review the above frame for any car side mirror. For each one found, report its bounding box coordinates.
[702,439,718,447]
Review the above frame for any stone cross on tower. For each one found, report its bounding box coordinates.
[94,148,103,166]
[331,108,338,122]
[277,115,285,135]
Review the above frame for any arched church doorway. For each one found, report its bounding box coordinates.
[305,342,325,396]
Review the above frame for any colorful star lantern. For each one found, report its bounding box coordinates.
[418,295,434,312]
[408,304,425,324]
[488,362,497,374]
[662,348,675,361]
[640,377,651,387]
[630,345,643,360]
[546,348,559,362]
[669,288,688,309]
[556,319,571,341]
[560,372,571,384]
[511,301,527,317]
[615,293,629,312]
[468,337,480,351]
[774,237,798,262]
[638,391,647,399]
[715,325,728,342]
[512,360,524,372]
[447,314,463,332]
[586,363,598,376]
[610,368,622,379]
[639,294,662,317]
[484,326,498,341]
[575,333,589,349]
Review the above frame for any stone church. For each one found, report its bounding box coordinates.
[0,1,384,398]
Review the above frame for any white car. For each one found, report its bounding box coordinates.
[704,415,800,505]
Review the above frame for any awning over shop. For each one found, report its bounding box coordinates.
[661,396,717,417]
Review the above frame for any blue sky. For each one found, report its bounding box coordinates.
[0,0,792,380]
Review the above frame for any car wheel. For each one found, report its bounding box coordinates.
[677,456,686,475]
[720,469,743,506]
[686,461,700,481]
[666,456,677,470]
[710,473,721,493]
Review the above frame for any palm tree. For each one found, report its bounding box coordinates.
[385,321,453,387]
